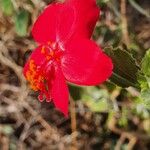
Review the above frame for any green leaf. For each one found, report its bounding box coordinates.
[132,97,149,118]
[141,89,150,109]
[138,72,149,90]
[138,49,150,109]
[118,108,128,127]
[0,0,14,16]
[141,49,150,77]
[15,10,29,37]
[97,0,110,6]
[105,47,139,88]
[81,87,111,112]
[2,125,14,135]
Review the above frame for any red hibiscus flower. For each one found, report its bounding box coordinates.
[23,0,113,116]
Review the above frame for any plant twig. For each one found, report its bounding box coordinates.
[120,0,130,46]
[70,96,78,150]
[108,114,137,150]
[128,0,150,18]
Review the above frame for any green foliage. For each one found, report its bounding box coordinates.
[141,89,150,108]
[0,0,14,16]
[97,0,110,6]
[141,50,150,77]
[81,87,111,112]
[15,10,30,37]
[138,73,149,90]
[1,125,14,135]
[133,97,149,119]
[118,108,128,127]
[0,0,30,36]
[105,47,139,88]
[138,49,150,109]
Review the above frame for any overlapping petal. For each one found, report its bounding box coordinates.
[64,0,100,39]
[51,66,69,116]
[32,0,100,45]
[61,38,113,85]
[56,3,76,43]
[32,4,61,44]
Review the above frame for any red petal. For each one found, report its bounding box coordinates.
[32,4,61,44]
[60,0,100,40]
[32,0,99,44]
[23,46,46,77]
[51,65,69,117]
[61,38,113,85]
[56,3,76,43]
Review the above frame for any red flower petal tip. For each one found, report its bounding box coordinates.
[23,0,113,116]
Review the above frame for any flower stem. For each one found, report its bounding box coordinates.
[70,96,77,150]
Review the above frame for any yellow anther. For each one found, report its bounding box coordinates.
[26,59,44,91]
[30,62,36,71]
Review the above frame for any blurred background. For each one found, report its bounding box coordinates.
[0,0,150,149]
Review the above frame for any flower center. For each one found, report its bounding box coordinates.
[41,42,63,62]
[25,42,63,101]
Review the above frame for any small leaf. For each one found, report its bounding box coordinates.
[15,10,29,36]
[82,87,111,112]
[133,97,149,118]
[118,108,128,127]
[138,49,150,110]
[0,0,14,16]
[141,89,150,109]
[138,72,150,90]
[97,0,110,6]
[105,47,139,88]
[141,49,150,77]
[2,125,14,135]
